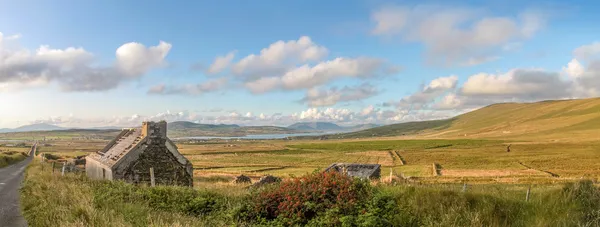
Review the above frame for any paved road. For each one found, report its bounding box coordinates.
[0,144,35,226]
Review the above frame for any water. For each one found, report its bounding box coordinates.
[176,132,337,140]
[0,140,26,143]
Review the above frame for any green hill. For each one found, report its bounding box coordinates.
[167,121,298,137]
[324,97,600,140]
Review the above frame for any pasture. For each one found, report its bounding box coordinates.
[4,129,599,185]
[179,138,600,185]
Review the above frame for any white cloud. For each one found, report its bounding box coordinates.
[461,69,571,99]
[386,75,458,109]
[115,41,172,76]
[424,75,458,92]
[371,5,410,35]
[434,93,463,110]
[301,83,379,107]
[244,57,396,93]
[573,42,600,61]
[190,36,400,96]
[148,78,227,95]
[244,77,282,94]
[562,59,585,78]
[0,32,171,91]
[462,56,500,66]
[207,51,236,74]
[361,105,376,116]
[371,5,546,66]
[281,57,391,90]
[232,36,328,79]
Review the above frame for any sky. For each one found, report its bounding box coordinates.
[1,0,600,128]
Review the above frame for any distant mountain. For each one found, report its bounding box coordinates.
[81,126,123,130]
[287,122,380,132]
[168,121,239,130]
[288,122,344,131]
[166,121,296,137]
[1,123,66,133]
[0,124,126,133]
[345,123,381,131]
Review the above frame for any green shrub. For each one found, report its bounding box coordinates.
[240,171,376,225]
[93,181,224,216]
[559,180,600,225]
[43,153,60,160]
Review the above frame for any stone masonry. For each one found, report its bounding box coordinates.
[86,121,193,186]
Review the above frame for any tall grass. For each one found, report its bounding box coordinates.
[20,160,242,226]
[0,151,27,168]
[21,158,600,226]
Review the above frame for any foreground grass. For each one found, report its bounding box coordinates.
[20,160,241,226]
[22,158,600,226]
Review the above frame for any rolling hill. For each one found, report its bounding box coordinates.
[321,97,600,141]
[0,123,65,133]
[287,122,380,132]
[287,122,344,131]
[167,121,298,137]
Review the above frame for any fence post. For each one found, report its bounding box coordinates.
[462,183,467,192]
[61,163,66,176]
[150,167,155,187]
[526,186,531,202]
[52,162,55,173]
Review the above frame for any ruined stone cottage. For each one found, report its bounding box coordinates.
[325,163,381,180]
[86,121,193,186]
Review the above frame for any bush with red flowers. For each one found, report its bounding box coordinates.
[238,171,373,225]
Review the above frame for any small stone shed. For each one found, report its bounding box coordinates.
[86,121,193,186]
[325,163,381,180]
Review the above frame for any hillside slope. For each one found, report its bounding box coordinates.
[287,122,344,131]
[326,97,600,140]
[167,121,298,137]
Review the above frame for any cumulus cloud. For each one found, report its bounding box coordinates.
[431,69,574,111]
[148,78,227,95]
[232,36,328,79]
[244,57,397,93]
[0,32,171,91]
[429,46,600,111]
[573,42,600,60]
[206,51,236,74]
[194,36,398,95]
[245,76,282,94]
[384,51,600,116]
[115,41,171,76]
[386,75,458,109]
[461,69,571,99]
[562,59,585,78]
[371,5,546,66]
[301,83,379,107]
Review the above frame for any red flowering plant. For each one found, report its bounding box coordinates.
[243,171,372,225]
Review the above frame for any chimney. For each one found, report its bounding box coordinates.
[141,121,168,138]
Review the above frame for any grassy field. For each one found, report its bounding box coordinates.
[178,139,600,185]
[8,131,599,185]
[21,158,600,226]
[10,97,600,225]
[0,146,30,168]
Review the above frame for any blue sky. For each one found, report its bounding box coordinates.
[1,0,599,128]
